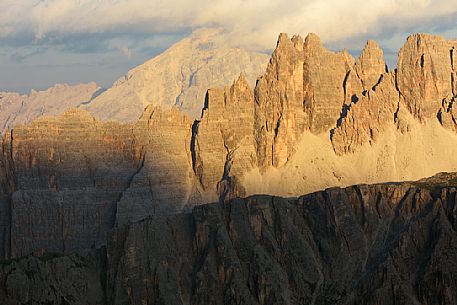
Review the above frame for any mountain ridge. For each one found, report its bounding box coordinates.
[0,82,100,134]
[1,31,457,260]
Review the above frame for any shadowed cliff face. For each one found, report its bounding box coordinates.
[0,251,105,305]
[2,173,457,305]
[0,107,195,259]
[105,172,457,305]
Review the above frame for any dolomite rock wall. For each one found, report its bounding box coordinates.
[2,32,457,259]
[115,106,195,225]
[5,173,457,305]
[192,74,257,203]
[105,172,457,305]
[4,109,138,257]
[0,105,196,257]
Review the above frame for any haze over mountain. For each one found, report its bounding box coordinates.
[0,82,100,134]
[83,28,269,121]
[0,29,268,131]
[2,0,457,94]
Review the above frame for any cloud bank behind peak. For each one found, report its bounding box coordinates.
[1,0,457,92]
[2,0,457,50]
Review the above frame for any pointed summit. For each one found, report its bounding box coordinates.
[291,34,304,51]
[278,32,290,44]
[355,39,386,91]
[397,32,455,120]
[304,33,322,47]
[234,72,249,88]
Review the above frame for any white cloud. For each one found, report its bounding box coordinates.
[1,0,457,50]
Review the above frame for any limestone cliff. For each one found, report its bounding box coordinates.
[397,34,457,121]
[3,32,457,260]
[115,106,195,225]
[192,73,257,203]
[4,109,138,257]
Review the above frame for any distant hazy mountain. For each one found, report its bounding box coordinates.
[0,82,100,133]
[83,28,270,121]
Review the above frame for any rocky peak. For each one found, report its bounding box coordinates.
[7,31,457,262]
[254,33,306,169]
[397,33,454,120]
[230,73,251,101]
[355,39,386,91]
[303,33,354,134]
[192,74,257,202]
[266,33,304,80]
[304,32,322,49]
[291,34,304,51]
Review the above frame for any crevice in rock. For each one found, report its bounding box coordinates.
[273,113,283,140]
[190,120,204,188]
[217,140,238,203]
[394,101,400,124]
[329,103,352,141]
[113,146,147,227]
[451,48,454,71]
[452,73,455,97]
[342,69,352,104]
[371,74,384,92]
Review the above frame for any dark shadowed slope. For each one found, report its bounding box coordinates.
[2,173,457,304]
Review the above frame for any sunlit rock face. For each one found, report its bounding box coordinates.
[397,34,457,121]
[191,73,258,203]
[3,32,457,259]
[83,28,269,122]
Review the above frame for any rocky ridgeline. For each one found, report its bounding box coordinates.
[0,83,100,134]
[1,32,457,261]
[3,173,457,304]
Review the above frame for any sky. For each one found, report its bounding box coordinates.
[1,0,457,93]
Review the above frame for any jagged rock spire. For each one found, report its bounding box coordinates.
[355,39,386,91]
